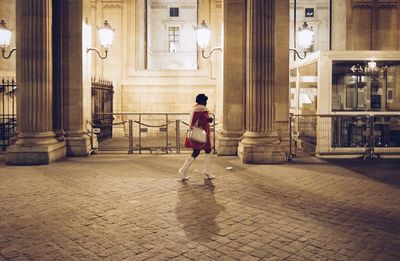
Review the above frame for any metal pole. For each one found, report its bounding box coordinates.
[12,79,15,139]
[128,120,133,154]
[2,78,5,149]
[90,121,94,153]
[370,115,374,159]
[293,0,297,61]
[165,114,169,154]
[139,114,142,154]
[329,0,332,50]
[289,113,293,161]
[211,113,216,155]
[176,119,180,154]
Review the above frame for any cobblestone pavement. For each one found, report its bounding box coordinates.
[0,154,400,260]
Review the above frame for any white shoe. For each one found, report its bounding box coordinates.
[203,154,215,179]
[178,156,195,181]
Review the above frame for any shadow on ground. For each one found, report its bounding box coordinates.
[175,179,225,243]
[224,161,400,239]
[325,158,400,187]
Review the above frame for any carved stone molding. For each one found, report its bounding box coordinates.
[151,3,168,9]
[152,3,196,9]
[352,0,398,8]
[181,5,196,9]
[102,0,123,8]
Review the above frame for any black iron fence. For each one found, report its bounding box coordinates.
[91,78,113,141]
[89,112,218,154]
[0,78,16,151]
[289,114,400,159]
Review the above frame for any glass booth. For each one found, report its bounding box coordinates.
[290,51,400,158]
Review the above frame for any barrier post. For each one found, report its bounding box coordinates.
[289,113,293,161]
[210,113,216,155]
[128,120,134,154]
[165,114,169,154]
[88,120,94,155]
[139,115,142,154]
[370,115,375,159]
[176,120,180,154]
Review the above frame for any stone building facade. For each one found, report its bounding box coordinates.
[1,0,400,165]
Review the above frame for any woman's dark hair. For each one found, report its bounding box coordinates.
[196,93,208,105]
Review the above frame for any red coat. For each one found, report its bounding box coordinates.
[184,105,211,150]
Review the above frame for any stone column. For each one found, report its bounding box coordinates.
[62,0,92,156]
[217,0,246,156]
[237,0,287,163]
[6,0,66,165]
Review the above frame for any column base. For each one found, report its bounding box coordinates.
[217,130,243,156]
[238,131,288,164]
[5,139,66,165]
[65,132,92,157]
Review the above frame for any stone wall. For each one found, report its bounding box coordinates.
[121,70,216,113]
[91,0,222,126]
[148,0,197,70]
[289,0,330,63]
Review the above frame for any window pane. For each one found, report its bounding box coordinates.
[298,62,318,115]
[146,1,197,70]
[170,7,179,17]
[332,61,400,112]
[168,26,180,53]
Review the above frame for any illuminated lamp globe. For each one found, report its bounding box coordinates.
[297,22,314,50]
[0,20,12,49]
[196,20,211,50]
[98,20,114,50]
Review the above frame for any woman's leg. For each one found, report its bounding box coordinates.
[179,149,199,181]
[191,149,201,158]
[203,149,215,179]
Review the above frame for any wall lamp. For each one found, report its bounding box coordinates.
[195,20,222,59]
[87,20,114,59]
[0,20,16,59]
[289,22,314,60]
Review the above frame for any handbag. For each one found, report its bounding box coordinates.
[187,120,207,143]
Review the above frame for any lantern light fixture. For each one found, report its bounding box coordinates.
[367,60,377,70]
[195,20,222,59]
[290,21,314,60]
[0,20,16,59]
[87,20,115,59]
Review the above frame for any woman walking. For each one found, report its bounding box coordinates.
[179,94,215,181]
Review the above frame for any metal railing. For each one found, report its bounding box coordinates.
[89,112,218,154]
[289,113,400,159]
[1,78,16,151]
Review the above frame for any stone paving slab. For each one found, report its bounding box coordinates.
[0,154,400,260]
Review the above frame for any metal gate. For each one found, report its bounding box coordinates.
[289,114,317,158]
[0,78,16,151]
[89,112,218,154]
[91,79,113,141]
